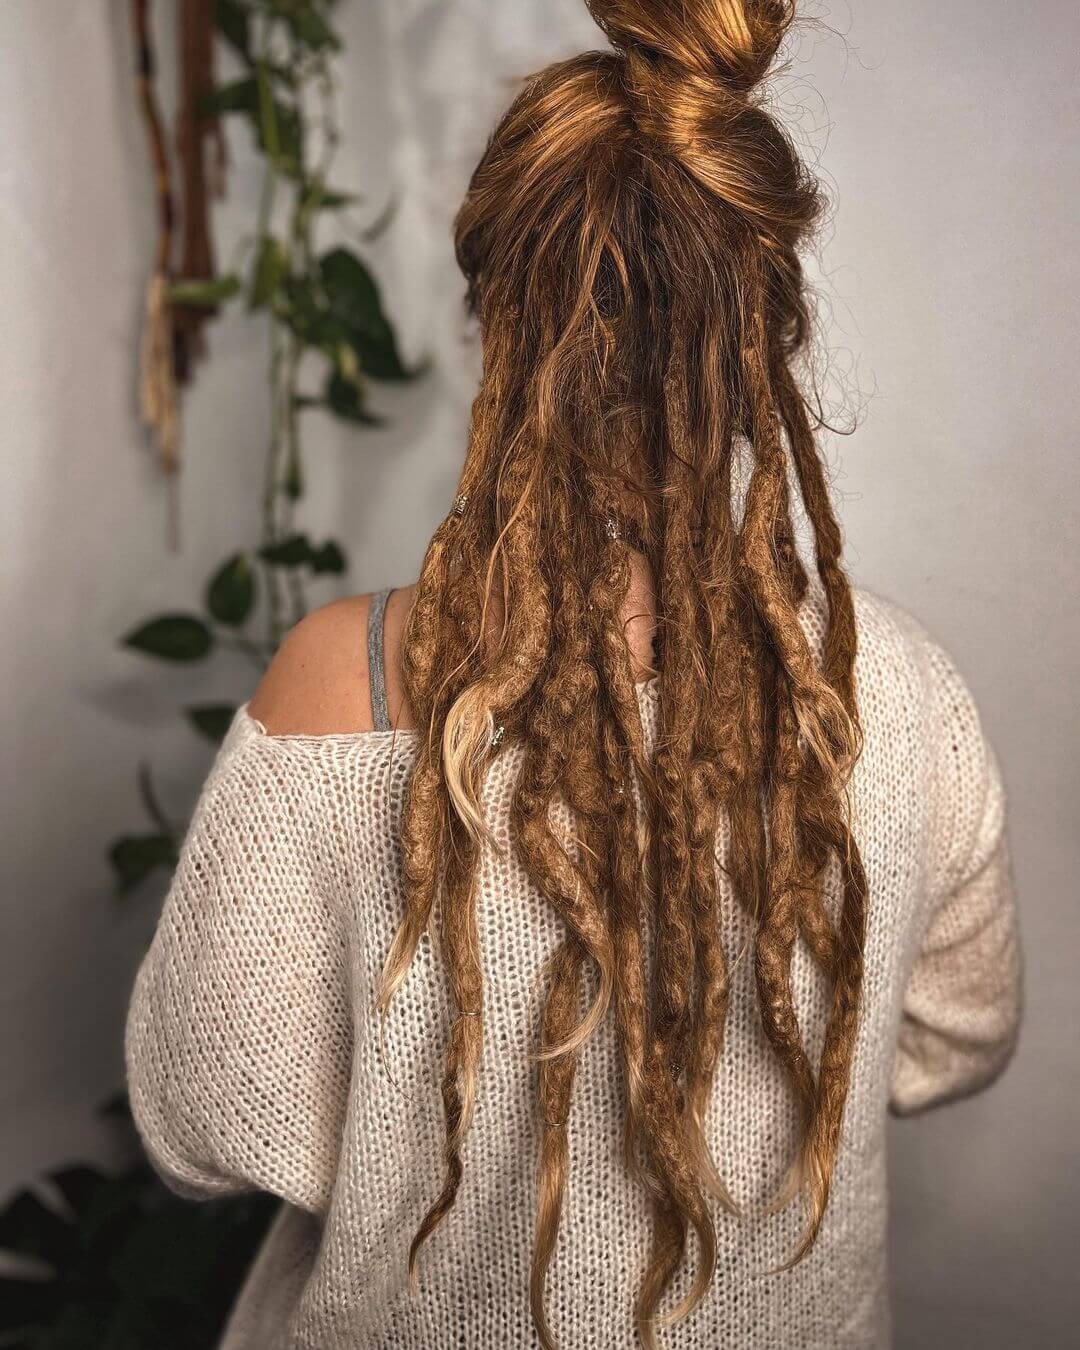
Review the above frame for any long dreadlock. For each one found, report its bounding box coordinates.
[378,2,868,1343]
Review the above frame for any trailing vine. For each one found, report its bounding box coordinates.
[113,0,418,891]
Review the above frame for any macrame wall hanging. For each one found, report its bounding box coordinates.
[131,0,226,539]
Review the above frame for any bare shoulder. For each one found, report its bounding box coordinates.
[247,587,417,735]
[247,594,374,736]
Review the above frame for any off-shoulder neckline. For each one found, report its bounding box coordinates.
[238,675,660,746]
[238,703,413,745]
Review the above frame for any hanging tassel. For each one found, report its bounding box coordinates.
[130,0,223,545]
[139,271,181,480]
[138,270,181,547]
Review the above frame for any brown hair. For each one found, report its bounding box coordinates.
[379,1,867,1343]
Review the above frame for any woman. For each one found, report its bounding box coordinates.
[125,2,1022,1346]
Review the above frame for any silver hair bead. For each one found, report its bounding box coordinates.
[452,492,468,517]
[604,516,621,541]
[490,723,506,749]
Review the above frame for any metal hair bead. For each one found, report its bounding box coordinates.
[452,492,468,517]
[490,723,506,749]
[604,515,621,541]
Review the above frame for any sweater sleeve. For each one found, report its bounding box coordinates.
[124,716,353,1214]
[888,638,1023,1116]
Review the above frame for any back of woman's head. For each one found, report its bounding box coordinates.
[382,3,868,1344]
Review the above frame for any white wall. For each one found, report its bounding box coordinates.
[811,7,1080,1345]
[2,2,1077,1346]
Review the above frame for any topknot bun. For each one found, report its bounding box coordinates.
[582,1,807,233]
[586,0,794,95]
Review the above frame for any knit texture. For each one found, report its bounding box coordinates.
[125,589,1022,1350]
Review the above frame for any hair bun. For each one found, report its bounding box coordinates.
[585,0,806,234]
[586,0,792,95]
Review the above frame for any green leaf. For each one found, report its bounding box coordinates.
[280,277,347,350]
[122,615,213,662]
[324,370,383,425]
[200,77,260,116]
[166,275,242,308]
[109,835,178,894]
[248,236,286,310]
[215,0,252,61]
[49,1168,110,1223]
[206,553,256,626]
[284,252,414,380]
[258,534,313,567]
[0,1190,73,1269]
[318,247,381,335]
[256,534,345,571]
[319,248,413,381]
[185,705,237,743]
[294,11,341,51]
[271,1,342,50]
[311,540,347,575]
[284,252,417,384]
[348,329,414,382]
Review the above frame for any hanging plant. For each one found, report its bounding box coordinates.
[114,0,421,890]
[0,1098,278,1349]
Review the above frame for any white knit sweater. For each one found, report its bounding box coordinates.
[125,589,1022,1350]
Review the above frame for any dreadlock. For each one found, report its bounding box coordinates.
[378,2,868,1343]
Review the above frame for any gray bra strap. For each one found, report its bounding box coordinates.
[367,588,393,732]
